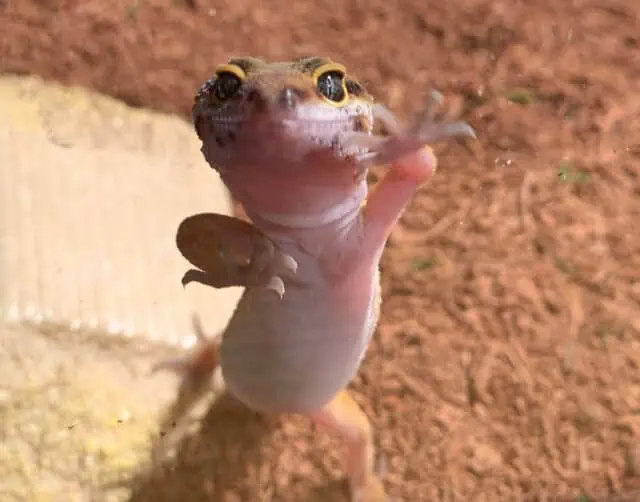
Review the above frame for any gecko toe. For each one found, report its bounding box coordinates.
[191,314,210,343]
[279,254,298,276]
[150,357,187,375]
[416,119,476,143]
[181,268,243,289]
[181,268,205,288]
[264,276,286,299]
[349,102,475,168]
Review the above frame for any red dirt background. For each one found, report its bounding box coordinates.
[2,0,640,501]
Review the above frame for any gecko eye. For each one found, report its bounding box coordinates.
[213,72,242,101]
[316,70,346,103]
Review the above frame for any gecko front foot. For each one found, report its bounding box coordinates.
[344,92,476,177]
[176,212,297,298]
[370,94,476,168]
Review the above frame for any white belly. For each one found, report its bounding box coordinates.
[219,266,380,414]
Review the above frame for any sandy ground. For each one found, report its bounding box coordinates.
[1,0,640,501]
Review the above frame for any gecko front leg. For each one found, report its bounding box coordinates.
[177,212,297,298]
[153,213,298,399]
[345,96,476,261]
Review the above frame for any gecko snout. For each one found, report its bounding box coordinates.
[278,87,308,110]
[241,84,310,115]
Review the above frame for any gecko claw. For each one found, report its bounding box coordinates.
[264,276,286,299]
[181,269,198,288]
[181,268,221,288]
[279,254,298,276]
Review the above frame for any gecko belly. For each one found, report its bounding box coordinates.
[219,268,381,414]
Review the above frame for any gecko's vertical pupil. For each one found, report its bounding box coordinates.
[317,71,346,102]
[214,72,242,101]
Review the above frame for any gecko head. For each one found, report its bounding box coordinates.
[192,56,377,174]
[191,56,476,225]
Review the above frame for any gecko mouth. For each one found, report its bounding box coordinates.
[194,99,476,175]
[193,100,377,170]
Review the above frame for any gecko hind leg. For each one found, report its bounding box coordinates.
[308,391,387,502]
[152,314,221,392]
[150,315,224,450]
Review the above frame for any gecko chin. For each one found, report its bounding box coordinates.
[192,103,377,226]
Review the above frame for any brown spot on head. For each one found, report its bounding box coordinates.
[194,77,217,103]
[291,56,334,75]
[345,79,365,97]
[353,115,372,133]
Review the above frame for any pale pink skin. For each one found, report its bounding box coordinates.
[218,149,439,414]
[166,65,474,414]
[196,103,462,414]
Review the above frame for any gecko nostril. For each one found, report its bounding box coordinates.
[279,87,307,110]
[227,131,236,142]
[246,89,259,102]
[245,88,268,112]
[245,89,265,104]
[215,135,225,148]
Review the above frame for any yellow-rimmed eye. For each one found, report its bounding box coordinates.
[213,64,246,101]
[313,63,348,105]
